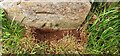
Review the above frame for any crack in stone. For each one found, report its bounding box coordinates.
[35,12,56,14]
[41,23,47,28]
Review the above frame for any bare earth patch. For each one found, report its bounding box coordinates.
[23,25,88,54]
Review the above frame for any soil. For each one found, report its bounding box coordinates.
[30,28,87,43]
[23,24,88,53]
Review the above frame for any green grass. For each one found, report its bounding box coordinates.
[0,2,120,54]
[0,8,25,54]
[86,2,120,54]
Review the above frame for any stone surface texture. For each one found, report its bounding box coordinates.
[0,0,91,29]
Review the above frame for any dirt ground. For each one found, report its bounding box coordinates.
[24,24,88,53]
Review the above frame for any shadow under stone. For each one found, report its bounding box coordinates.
[30,28,87,44]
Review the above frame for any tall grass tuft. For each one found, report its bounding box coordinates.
[86,2,120,54]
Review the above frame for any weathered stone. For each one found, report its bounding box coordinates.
[0,0,91,29]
